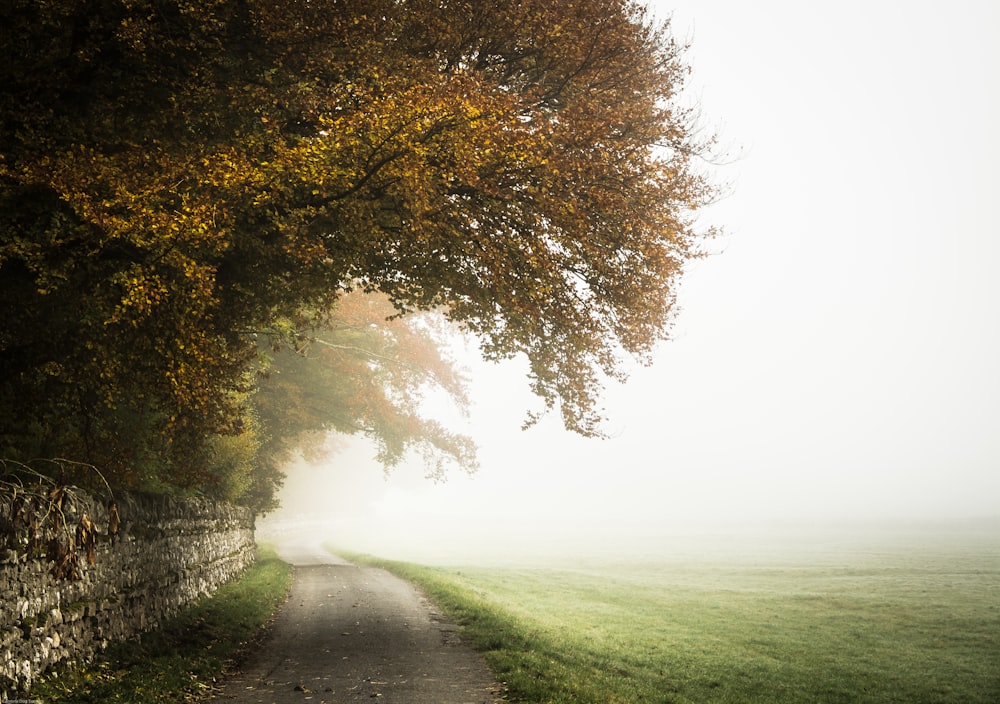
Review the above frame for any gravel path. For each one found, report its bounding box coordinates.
[208,541,503,704]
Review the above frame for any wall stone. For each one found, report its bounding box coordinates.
[0,485,255,695]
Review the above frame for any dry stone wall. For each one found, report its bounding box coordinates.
[0,485,255,695]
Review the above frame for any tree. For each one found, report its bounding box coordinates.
[0,0,717,501]
[257,292,475,470]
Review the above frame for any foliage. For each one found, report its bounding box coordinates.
[256,292,477,477]
[243,291,478,511]
[29,545,293,703]
[0,0,715,503]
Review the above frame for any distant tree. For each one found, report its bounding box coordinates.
[0,0,716,502]
[249,291,477,511]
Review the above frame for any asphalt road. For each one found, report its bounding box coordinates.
[207,540,503,704]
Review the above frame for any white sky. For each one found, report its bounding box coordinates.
[262,1,1000,560]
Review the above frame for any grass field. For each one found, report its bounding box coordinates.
[348,528,1000,704]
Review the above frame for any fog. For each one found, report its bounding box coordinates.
[259,1,1000,563]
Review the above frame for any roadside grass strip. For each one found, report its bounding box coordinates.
[30,545,292,703]
[344,545,1000,704]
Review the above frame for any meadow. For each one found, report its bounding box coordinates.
[351,526,1000,704]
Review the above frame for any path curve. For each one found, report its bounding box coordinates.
[208,540,502,703]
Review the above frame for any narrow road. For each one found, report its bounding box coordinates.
[208,540,503,703]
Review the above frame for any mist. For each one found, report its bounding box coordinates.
[259,0,999,564]
[258,343,1000,565]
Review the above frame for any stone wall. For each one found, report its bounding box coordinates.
[0,485,255,695]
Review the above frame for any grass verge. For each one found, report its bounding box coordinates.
[341,546,1000,704]
[30,545,292,703]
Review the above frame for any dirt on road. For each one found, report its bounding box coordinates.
[207,541,503,704]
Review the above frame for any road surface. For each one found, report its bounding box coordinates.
[207,540,503,703]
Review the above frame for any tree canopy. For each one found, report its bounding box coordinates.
[0,0,717,509]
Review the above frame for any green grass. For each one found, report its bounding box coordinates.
[31,545,292,703]
[342,536,1000,704]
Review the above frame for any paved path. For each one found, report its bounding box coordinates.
[208,541,502,704]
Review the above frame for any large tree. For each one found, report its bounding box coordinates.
[0,0,716,502]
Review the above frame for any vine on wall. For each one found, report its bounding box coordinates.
[0,460,119,580]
